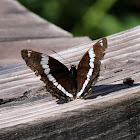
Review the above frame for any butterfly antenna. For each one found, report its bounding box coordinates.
[52,50,72,65]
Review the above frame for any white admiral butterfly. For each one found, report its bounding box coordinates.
[21,38,107,102]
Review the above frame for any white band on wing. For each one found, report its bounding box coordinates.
[40,54,73,98]
[77,47,95,98]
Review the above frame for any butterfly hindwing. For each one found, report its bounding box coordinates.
[76,38,107,98]
[21,50,75,102]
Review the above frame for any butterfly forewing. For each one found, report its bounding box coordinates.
[21,50,75,102]
[76,38,107,98]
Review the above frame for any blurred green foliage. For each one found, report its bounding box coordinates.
[18,0,140,40]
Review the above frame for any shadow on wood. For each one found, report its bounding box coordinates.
[88,83,140,99]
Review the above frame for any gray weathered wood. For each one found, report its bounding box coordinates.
[0,37,90,66]
[0,92,139,140]
[0,26,140,140]
[0,0,72,42]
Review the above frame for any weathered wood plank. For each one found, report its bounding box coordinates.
[0,25,140,101]
[0,37,90,66]
[0,25,140,140]
[0,90,139,140]
[0,0,72,42]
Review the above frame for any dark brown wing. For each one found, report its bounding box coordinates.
[21,50,75,102]
[76,38,107,98]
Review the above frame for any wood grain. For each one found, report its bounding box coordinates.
[0,37,90,66]
[0,0,72,42]
[0,26,140,139]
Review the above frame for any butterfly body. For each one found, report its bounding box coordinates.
[21,38,107,102]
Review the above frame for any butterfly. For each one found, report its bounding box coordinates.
[21,38,107,102]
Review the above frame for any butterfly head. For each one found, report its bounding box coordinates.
[71,65,76,69]
[70,65,77,77]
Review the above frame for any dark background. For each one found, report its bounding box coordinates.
[18,0,140,40]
